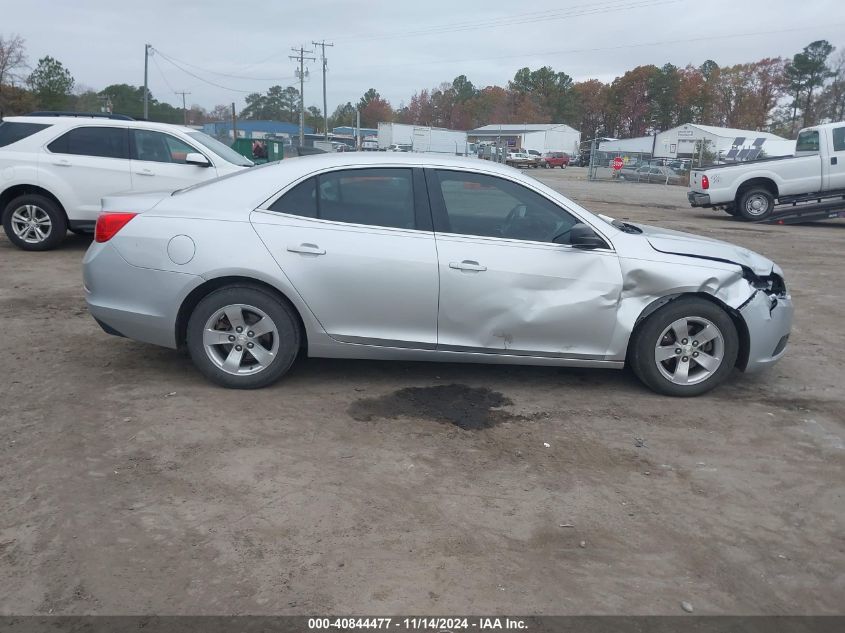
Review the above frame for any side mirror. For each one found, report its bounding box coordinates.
[185,152,210,167]
[569,223,607,250]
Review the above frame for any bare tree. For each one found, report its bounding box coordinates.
[0,34,28,114]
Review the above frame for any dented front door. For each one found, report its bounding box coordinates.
[434,235,624,359]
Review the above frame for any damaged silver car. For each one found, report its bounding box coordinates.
[83,153,792,396]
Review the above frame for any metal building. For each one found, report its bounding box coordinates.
[468,123,581,154]
[652,124,789,160]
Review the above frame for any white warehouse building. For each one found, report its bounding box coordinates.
[468,123,581,154]
[653,123,790,160]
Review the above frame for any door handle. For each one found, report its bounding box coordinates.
[135,168,155,176]
[52,159,71,167]
[449,260,487,272]
[832,157,839,166]
[287,243,326,255]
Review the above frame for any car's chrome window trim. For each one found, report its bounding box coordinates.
[431,230,616,254]
[251,207,433,237]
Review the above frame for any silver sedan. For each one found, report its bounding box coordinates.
[83,153,793,396]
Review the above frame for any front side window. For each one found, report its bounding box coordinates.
[832,127,845,152]
[132,130,199,164]
[796,130,820,153]
[267,168,415,230]
[0,122,51,147]
[433,170,579,244]
[47,126,129,159]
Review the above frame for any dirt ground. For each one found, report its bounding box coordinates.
[1,167,843,615]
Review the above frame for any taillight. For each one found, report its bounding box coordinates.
[95,212,138,242]
[701,174,710,190]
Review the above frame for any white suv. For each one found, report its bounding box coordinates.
[0,113,253,250]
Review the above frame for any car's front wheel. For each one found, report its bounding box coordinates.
[629,297,738,397]
[186,286,301,389]
[2,194,67,251]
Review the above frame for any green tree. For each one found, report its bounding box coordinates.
[785,40,835,131]
[27,55,74,110]
[328,101,356,129]
[452,75,476,102]
[649,63,681,130]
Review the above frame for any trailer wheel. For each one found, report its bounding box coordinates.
[738,188,774,221]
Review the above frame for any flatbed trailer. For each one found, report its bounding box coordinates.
[753,193,845,225]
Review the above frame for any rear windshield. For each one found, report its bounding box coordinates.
[0,121,51,147]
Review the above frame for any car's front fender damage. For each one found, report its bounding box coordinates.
[609,254,792,372]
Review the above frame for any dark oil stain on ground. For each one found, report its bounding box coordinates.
[348,384,521,430]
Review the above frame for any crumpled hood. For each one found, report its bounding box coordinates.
[638,224,775,276]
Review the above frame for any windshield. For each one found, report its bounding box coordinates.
[186,131,254,167]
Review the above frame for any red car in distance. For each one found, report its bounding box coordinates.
[540,152,570,169]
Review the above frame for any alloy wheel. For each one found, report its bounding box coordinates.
[11,205,52,244]
[203,304,279,375]
[654,316,725,385]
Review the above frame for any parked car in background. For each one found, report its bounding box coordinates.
[525,149,543,164]
[540,152,570,169]
[83,152,792,397]
[689,121,845,220]
[506,151,533,168]
[386,143,412,152]
[0,113,252,251]
[620,165,685,185]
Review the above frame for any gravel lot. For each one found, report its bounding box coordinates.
[1,167,843,615]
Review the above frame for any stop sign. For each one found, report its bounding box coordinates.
[612,157,624,170]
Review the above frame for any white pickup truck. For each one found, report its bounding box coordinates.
[688,121,845,220]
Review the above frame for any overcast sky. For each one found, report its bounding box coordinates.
[5,0,844,114]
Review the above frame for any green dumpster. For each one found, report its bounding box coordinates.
[231,138,284,164]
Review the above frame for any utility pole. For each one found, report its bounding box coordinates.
[231,102,237,141]
[175,91,191,126]
[143,44,151,120]
[289,46,315,146]
[312,40,334,141]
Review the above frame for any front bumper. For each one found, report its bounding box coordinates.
[83,241,201,349]
[688,191,711,207]
[738,290,794,373]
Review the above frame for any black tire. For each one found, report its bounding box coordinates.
[737,187,775,221]
[2,194,67,251]
[561,164,567,169]
[186,285,301,389]
[629,297,739,397]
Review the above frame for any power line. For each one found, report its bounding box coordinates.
[332,0,680,42]
[151,54,177,93]
[153,49,259,93]
[348,22,845,71]
[150,48,297,82]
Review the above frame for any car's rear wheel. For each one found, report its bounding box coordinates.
[629,297,738,397]
[2,194,67,251]
[186,286,300,389]
[737,187,775,221]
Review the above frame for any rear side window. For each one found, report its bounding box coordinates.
[832,127,845,152]
[796,130,820,153]
[268,177,317,217]
[0,122,51,147]
[48,126,129,159]
[268,168,415,230]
